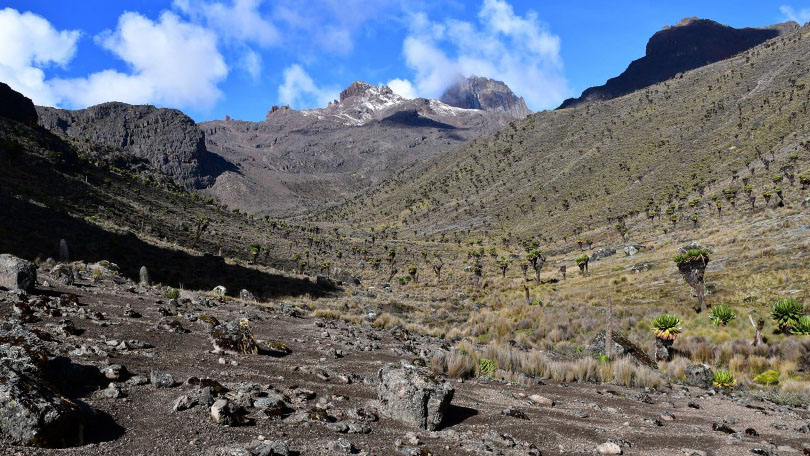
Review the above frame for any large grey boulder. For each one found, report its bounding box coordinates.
[377,363,454,430]
[623,244,645,256]
[0,322,90,447]
[0,254,37,292]
[590,248,616,262]
[684,364,714,389]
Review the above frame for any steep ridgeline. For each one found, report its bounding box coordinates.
[440,75,531,119]
[558,18,798,109]
[200,78,527,217]
[36,103,229,190]
[0,82,37,125]
[322,22,810,239]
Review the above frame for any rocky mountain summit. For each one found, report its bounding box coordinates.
[0,82,37,125]
[201,78,526,216]
[440,75,531,119]
[558,18,798,109]
[36,103,230,190]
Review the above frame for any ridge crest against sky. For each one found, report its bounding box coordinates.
[0,0,806,121]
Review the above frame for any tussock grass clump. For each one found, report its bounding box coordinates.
[430,342,662,388]
[372,312,405,329]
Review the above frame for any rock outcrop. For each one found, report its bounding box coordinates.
[440,75,531,118]
[377,363,454,430]
[0,253,37,292]
[559,18,797,109]
[36,103,220,189]
[0,82,38,124]
[0,322,91,447]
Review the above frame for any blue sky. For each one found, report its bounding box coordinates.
[1,1,808,122]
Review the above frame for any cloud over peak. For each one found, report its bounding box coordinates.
[389,0,568,111]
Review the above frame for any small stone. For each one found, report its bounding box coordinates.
[150,370,175,388]
[210,399,234,425]
[102,364,128,381]
[173,394,198,412]
[326,438,354,454]
[501,407,529,420]
[127,375,149,386]
[597,442,622,454]
[680,449,707,456]
[528,394,554,407]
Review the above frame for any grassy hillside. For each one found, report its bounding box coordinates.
[320,24,810,245]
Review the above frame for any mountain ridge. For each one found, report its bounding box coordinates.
[558,18,799,109]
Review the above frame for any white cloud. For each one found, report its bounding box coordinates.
[51,11,228,110]
[386,78,417,99]
[240,49,262,80]
[172,0,279,47]
[277,64,339,109]
[394,0,568,111]
[780,5,810,24]
[0,8,80,105]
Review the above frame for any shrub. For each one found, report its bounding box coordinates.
[673,248,710,264]
[790,315,810,336]
[772,298,805,332]
[713,369,736,388]
[651,314,682,340]
[166,288,180,299]
[710,305,736,326]
[530,298,543,306]
[478,358,498,376]
[753,369,779,386]
[575,254,588,266]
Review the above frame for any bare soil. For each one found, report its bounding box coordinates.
[2,269,809,456]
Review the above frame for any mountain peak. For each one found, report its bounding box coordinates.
[558,18,797,109]
[339,81,394,102]
[440,76,531,119]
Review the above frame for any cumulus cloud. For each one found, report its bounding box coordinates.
[386,78,417,99]
[51,11,228,110]
[780,5,810,24]
[172,0,279,47]
[395,0,568,110]
[0,8,80,105]
[278,64,339,109]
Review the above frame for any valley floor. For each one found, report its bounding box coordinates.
[2,268,809,455]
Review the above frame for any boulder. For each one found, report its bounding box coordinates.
[239,289,255,301]
[590,248,616,262]
[211,320,259,355]
[0,322,91,447]
[377,363,454,430]
[0,254,37,292]
[213,285,227,297]
[630,262,654,273]
[623,244,645,256]
[684,364,714,389]
[586,330,657,370]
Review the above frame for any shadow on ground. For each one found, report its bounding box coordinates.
[0,193,336,299]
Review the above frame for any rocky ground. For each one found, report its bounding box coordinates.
[1,260,810,456]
